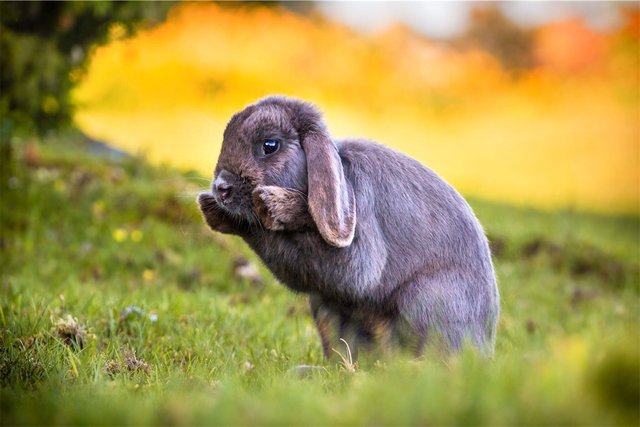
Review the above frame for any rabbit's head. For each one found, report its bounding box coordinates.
[208,96,355,247]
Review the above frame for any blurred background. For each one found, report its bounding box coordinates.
[2,3,639,425]
[2,1,638,214]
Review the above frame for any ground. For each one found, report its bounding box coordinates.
[1,133,638,426]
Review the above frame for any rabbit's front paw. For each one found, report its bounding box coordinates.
[197,192,240,234]
[253,186,285,230]
[252,186,311,231]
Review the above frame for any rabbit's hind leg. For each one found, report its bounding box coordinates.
[309,294,340,359]
[309,294,382,363]
[397,271,486,355]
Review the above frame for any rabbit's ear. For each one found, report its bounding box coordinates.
[302,129,356,248]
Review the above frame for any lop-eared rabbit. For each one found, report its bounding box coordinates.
[198,96,499,358]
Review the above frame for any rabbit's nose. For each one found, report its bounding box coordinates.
[213,172,234,202]
[215,182,233,202]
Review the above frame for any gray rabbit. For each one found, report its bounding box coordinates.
[198,96,499,358]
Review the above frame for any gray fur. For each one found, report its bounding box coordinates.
[198,96,500,358]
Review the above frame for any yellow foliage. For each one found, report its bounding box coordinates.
[142,269,155,282]
[112,228,128,243]
[73,3,640,214]
[130,229,143,243]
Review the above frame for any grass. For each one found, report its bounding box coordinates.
[1,132,638,426]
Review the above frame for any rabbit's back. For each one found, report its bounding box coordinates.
[339,139,498,321]
[340,139,490,260]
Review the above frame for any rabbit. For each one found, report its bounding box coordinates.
[198,95,499,359]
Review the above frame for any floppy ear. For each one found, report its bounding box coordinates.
[302,128,356,248]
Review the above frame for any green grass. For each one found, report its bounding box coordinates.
[1,133,638,426]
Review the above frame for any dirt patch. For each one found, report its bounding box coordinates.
[105,349,150,377]
[488,233,635,289]
[51,315,90,349]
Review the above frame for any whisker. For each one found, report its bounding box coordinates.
[183,175,213,184]
[282,187,308,203]
[252,211,265,232]
[178,191,205,200]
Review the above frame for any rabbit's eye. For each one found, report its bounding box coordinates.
[262,139,280,156]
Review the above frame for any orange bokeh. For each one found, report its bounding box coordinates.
[73,3,640,214]
[534,19,606,74]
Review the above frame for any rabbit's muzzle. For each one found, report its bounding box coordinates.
[206,169,257,223]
